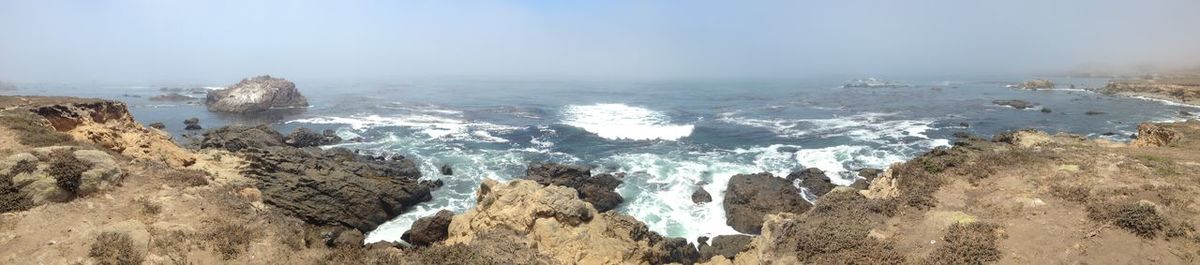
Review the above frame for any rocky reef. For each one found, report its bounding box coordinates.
[1105,76,1200,105]
[205,75,308,113]
[1009,79,1055,89]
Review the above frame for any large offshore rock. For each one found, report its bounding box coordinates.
[205,75,308,113]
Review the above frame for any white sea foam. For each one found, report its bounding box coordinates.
[718,112,939,143]
[561,103,694,141]
[289,113,517,143]
[1129,95,1200,109]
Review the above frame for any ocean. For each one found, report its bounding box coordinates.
[10,76,1200,243]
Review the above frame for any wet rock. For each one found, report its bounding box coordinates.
[647,237,700,265]
[524,163,624,212]
[787,167,836,197]
[402,209,455,246]
[1085,110,1106,115]
[992,99,1034,110]
[692,186,712,204]
[724,173,812,234]
[698,234,753,261]
[857,168,883,182]
[148,122,165,130]
[200,125,286,152]
[206,75,308,113]
[1181,111,1193,116]
[1041,108,1052,113]
[149,92,191,102]
[182,117,202,130]
[440,164,453,175]
[283,127,341,147]
[959,122,969,128]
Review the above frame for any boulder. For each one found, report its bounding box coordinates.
[692,186,713,204]
[698,234,753,261]
[993,100,1034,110]
[786,168,836,197]
[440,164,453,175]
[183,117,202,130]
[283,127,341,147]
[148,122,166,130]
[205,75,308,113]
[524,163,624,212]
[402,209,455,246]
[1,148,123,206]
[723,173,811,234]
[1131,123,1180,147]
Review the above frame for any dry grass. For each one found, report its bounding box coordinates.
[89,231,144,265]
[166,169,209,187]
[135,197,162,215]
[770,190,906,264]
[151,229,194,265]
[203,222,258,260]
[923,222,1004,265]
[0,111,75,147]
[1113,203,1166,239]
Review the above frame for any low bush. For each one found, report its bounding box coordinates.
[203,222,257,260]
[924,222,1003,265]
[46,148,89,196]
[1113,202,1165,239]
[89,231,144,265]
[0,112,74,147]
[166,169,209,187]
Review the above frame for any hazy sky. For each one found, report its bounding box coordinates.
[2,0,1199,83]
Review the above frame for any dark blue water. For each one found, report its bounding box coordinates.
[7,76,1198,242]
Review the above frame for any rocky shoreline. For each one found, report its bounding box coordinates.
[2,96,1200,264]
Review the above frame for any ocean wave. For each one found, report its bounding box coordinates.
[561,103,694,141]
[1129,95,1200,109]
[288,113,518,143]
[717,112,939,143]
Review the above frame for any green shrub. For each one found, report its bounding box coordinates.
[89,231,144,265]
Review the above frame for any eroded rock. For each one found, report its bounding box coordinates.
[723,173,811,234]
[206,75,308,113]
[524,163,624,212]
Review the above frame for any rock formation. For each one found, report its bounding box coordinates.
[27,99,196,167]
[402,210,454,246]
[992,99,1034,109]
[786,167,836,197]
[1013,79,1055,89]
[283,127,341,147]
[202,125,439,232]
[692,186,712,203]
[183,117,202,130]
[723,173,811,234]
[524,163,625,212]
[205,75,308,113]
[1132,122,1180,147]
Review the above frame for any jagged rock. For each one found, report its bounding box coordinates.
[200,125,286,152]
[445,179,687,264]
[205,75,308,113]
[692,186,713,204]
[283,127,341,147]
[402,209,454,246]
[149,93,191,102]
[524,163,624,212]
[203,125,438,232]
[993,99,1034,110]
[787,168,836,197]
[698,235,753,261]
[25,99,195,167]
[440,164,453,175]
[183,117,202,130]
[1132,123,1180,147]
[723,173,812,234]
[648,237,700,265]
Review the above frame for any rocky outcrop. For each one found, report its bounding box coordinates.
[723,173,812,234]
[1012,79,1055,89]
[692,186,712,204]
[439,164,453,175]
[993,99,1034,110]
[26,99,196,167]
[183,117,202,130]
[1,147,123,206]
[283,127,341,147]
[402,210,454,246]
[786,167,836,197]
[698,235,753,261]
[524,163,624,212]
[205,75,308,113]
[1105,78,1200,104]
[1132,123,1180,147]
[444,179,696,265]
[203,125,439,232]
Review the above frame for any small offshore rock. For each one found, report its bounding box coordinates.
[692,186,712,204]
[148,122,166,130]
[183,118,201,130]
[1085,110,1106,115]
[440,164,453,175]
[206,75,308,113]
[993,99,1034,110]
[1041,108,1052,113]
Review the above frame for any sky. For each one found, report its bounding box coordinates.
[1,0,1199,83]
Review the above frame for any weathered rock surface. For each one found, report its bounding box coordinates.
[26,99,196,167]
[723,173,812,234]
[283,127,341,147]
[1,147,123,205]
[692,186,713,204]
[205,75,308,113]
[444,179,697,265]
[786,167,836,197]
[698,234,753,261]
[402,209,454,246]
[993,99,1035,110]
[524,163,624,212]
[1132,122,1180,147]
[204,126,438,232]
